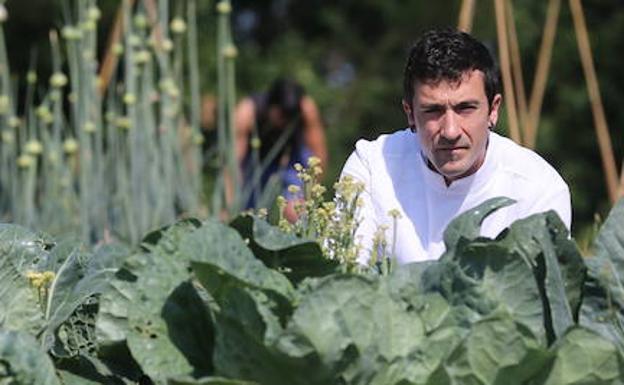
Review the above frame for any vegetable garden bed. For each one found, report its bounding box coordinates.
[1,197,624,384]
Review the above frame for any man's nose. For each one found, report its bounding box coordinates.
[440,110,461,140]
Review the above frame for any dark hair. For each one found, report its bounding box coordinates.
[403,28,501,107]
[266,78,304,122]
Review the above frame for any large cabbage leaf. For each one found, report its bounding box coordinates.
[579,198,624,351]
[0,329,60,385]
[434,315,551,385]
[96,219,213,384]
[43,242,129,353]
[423,198,584,344]
[534,327,624,384]
[0,225,49,334]
[188,219,296,312]
[229,215,339,283]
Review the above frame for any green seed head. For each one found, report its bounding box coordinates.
[50,72,68,88]
[116,116,132,130]
[87,6,101,22]
[170,18,187,34]
[216,1,232,14]
[0,94,9,114]
[134,13,148,29]
[162,38,174,52]
[61,25,82,40]
[1,130,14,144]
[123,93,136,105]
[63,138,79,154]
[112,43,124,56]
[17,154,35,168]
[81,20,96,32]
[134,50,151,65]
[8,116,21,128]
[222,44,238,59]
[26,71,37,84]
[83,121,96,133]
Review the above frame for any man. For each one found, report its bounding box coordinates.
[340,28,571,264]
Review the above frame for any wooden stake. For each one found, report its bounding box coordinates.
[526,0,560,148]
[98,0,137,96]
[569,0,619,204]
[458,0,477,32]
[505,0,529,145]
[494,0,522,144]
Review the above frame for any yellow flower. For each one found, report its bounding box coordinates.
[287,185,300,194]
[307,156,321,168]
[25,270,55,289]
[311,184,326,197]
[388,209,402,219]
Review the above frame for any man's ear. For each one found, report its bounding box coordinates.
[488,93,502,128]
[402,99,416,131]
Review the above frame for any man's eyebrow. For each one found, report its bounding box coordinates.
[454,99,481,107]
[419,102,445,109]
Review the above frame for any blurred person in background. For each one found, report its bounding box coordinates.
[234,78,328,220]
[339,28,571,264]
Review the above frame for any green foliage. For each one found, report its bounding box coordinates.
[0,329,61,385]
[2,197,624,384]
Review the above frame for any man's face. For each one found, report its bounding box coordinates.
[403,70,501,184]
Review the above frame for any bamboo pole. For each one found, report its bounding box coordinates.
[526,0,560,148]
[569,0,619,204]
[98,0,137,95]
[458,0,477,32]
[505,0,529,145]
[494,0,522,144]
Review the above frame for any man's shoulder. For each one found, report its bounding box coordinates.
[490,132,567,187]
[354,128,416,158]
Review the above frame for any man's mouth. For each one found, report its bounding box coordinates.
[437,146,467,152]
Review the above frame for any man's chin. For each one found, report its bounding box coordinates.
[435,162,468,179]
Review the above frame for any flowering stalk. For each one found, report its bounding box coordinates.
[279,157,365,273]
